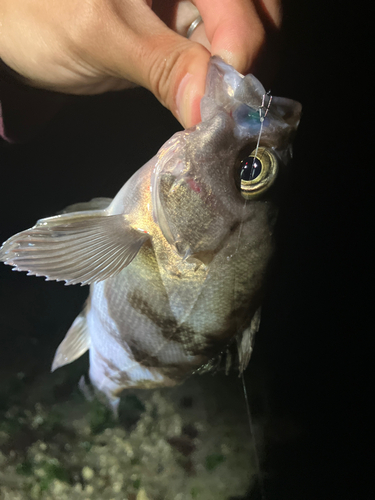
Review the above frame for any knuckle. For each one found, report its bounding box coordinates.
[146,40,206,109]
[147,40,186,106]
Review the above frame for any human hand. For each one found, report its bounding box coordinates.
[0,0,281,128]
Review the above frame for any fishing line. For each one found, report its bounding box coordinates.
[233,92,272,500]
[252,92,272,167]
[150,92,272,373]
[241,372,266,500]
[236,320,266,498]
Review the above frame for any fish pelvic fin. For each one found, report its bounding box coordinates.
[0,209,149,285]
[52,311,90,371]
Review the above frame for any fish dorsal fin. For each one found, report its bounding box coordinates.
[52,311,90,371]
[0,209,149,285]
[59,197,112,214]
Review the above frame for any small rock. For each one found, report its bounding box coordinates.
[136,487,150,500]
[82,466,94,481]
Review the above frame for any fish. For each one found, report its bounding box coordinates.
[0,57,302,411]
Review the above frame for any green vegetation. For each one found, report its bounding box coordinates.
[119,394,145,429]
[191,486,200,498]
[132,478,141,489]
[88,400,116,435]
[205,453,226,472]
[38,461,70,491]
[16,460,33,476]
[16,459,70,492]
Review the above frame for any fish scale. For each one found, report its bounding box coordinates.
[0,57,301,410]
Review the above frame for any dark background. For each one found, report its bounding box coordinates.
[0,1,371,499]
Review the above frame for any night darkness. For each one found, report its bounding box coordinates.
[0,2,371,499]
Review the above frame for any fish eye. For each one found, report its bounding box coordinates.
[240,147,279,199]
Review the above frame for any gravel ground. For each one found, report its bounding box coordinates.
[0,367,262,500]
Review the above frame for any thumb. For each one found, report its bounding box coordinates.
[136,34,210,128]
[95,3,211,128]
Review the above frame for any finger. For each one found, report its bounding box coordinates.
[152,0,199,37]
[152,0,210,49]
[194,0,282,73]
[189,22,211,51]
[90,1,211,128]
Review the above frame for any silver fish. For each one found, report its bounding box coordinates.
[0,57,301,411]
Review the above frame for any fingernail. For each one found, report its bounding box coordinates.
[176,73,203,129]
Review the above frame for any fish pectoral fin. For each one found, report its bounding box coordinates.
[0,210,149,285]
[237,307,261,373]
[52,312,90,371]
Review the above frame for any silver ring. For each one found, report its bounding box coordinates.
[187,15,203,39]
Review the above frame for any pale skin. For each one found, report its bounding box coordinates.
[0,0,281,128]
